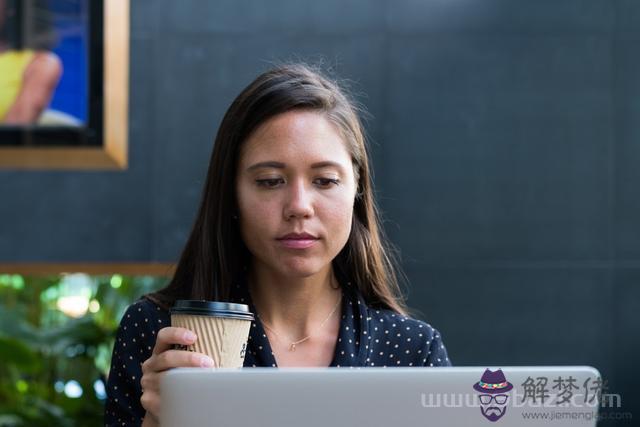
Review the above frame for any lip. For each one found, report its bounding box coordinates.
[276,232,319,249]
[277,232,318,240]
[278,239,318,249]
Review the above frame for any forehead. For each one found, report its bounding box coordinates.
[239,110,351,168]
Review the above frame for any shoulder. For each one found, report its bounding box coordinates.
[122,297,169,320]
[118,297,170,331]
[29,51,62,72]
[24,51,62,84]
[115,298,170,351]
[368,307,442,345]
[365,307,451,367]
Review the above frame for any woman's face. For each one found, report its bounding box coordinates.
[236,110,358,279]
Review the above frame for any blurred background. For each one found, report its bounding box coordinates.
[0,0,638,425]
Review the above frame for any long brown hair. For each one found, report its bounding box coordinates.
[146,63,410,316]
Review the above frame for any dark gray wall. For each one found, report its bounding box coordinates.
[1,1,638,424]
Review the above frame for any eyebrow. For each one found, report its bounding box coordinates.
[246,161,345,172]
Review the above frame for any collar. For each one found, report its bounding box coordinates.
[231,278,371,367]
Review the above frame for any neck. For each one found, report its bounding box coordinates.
[248,263,342,342]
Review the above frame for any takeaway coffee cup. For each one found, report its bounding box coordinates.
[170,300,254,368]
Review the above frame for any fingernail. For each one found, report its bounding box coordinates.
[200,356,214,368]
[184,331,197,342]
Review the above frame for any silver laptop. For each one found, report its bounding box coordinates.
[161,366,601,426]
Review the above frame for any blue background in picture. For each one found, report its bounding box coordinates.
[48,0,87,124]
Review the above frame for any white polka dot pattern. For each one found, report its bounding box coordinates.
[104,282,451,424]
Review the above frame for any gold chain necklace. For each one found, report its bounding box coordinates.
[257,291,342,352]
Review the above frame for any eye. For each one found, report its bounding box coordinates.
[255,178,284,188]
[314,178,340,188]
[495,395,508,404]
[478,395,492,404]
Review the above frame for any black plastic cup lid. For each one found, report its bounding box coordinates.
[170,300,254,321]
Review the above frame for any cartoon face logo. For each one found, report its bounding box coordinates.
[473,369,513,422]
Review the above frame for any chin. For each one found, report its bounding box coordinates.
[281,266,322,278]
[278,258,327,278]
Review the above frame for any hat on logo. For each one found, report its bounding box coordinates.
[473,369,514,394]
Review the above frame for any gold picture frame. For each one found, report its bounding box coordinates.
[0,0,129,170]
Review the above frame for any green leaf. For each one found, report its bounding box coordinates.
[0,336,39,372]
[0,414,23,427]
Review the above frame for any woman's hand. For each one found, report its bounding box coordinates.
[140,327,215,425]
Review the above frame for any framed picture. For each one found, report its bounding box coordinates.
[0,0,129,169]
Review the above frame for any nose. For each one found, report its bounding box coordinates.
[283,178,314,220]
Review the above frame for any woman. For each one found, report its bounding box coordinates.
[105,64,451,426]
[0,0,62,124]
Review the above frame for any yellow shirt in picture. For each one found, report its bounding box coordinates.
[0,49,35,120]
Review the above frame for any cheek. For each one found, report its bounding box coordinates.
[320,196,354,244]
[237,190,277,240]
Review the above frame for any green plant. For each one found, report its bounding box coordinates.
[0,274,167,427]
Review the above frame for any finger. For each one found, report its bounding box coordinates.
[142,412,159,427]
[150,349,215,372]
[140,392,161,419]
[140,373,161,393]
[153,327,197,354]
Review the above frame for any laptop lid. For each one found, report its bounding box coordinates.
[160,366,601,427]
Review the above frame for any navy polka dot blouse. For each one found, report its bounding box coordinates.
[104,281,451,426]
